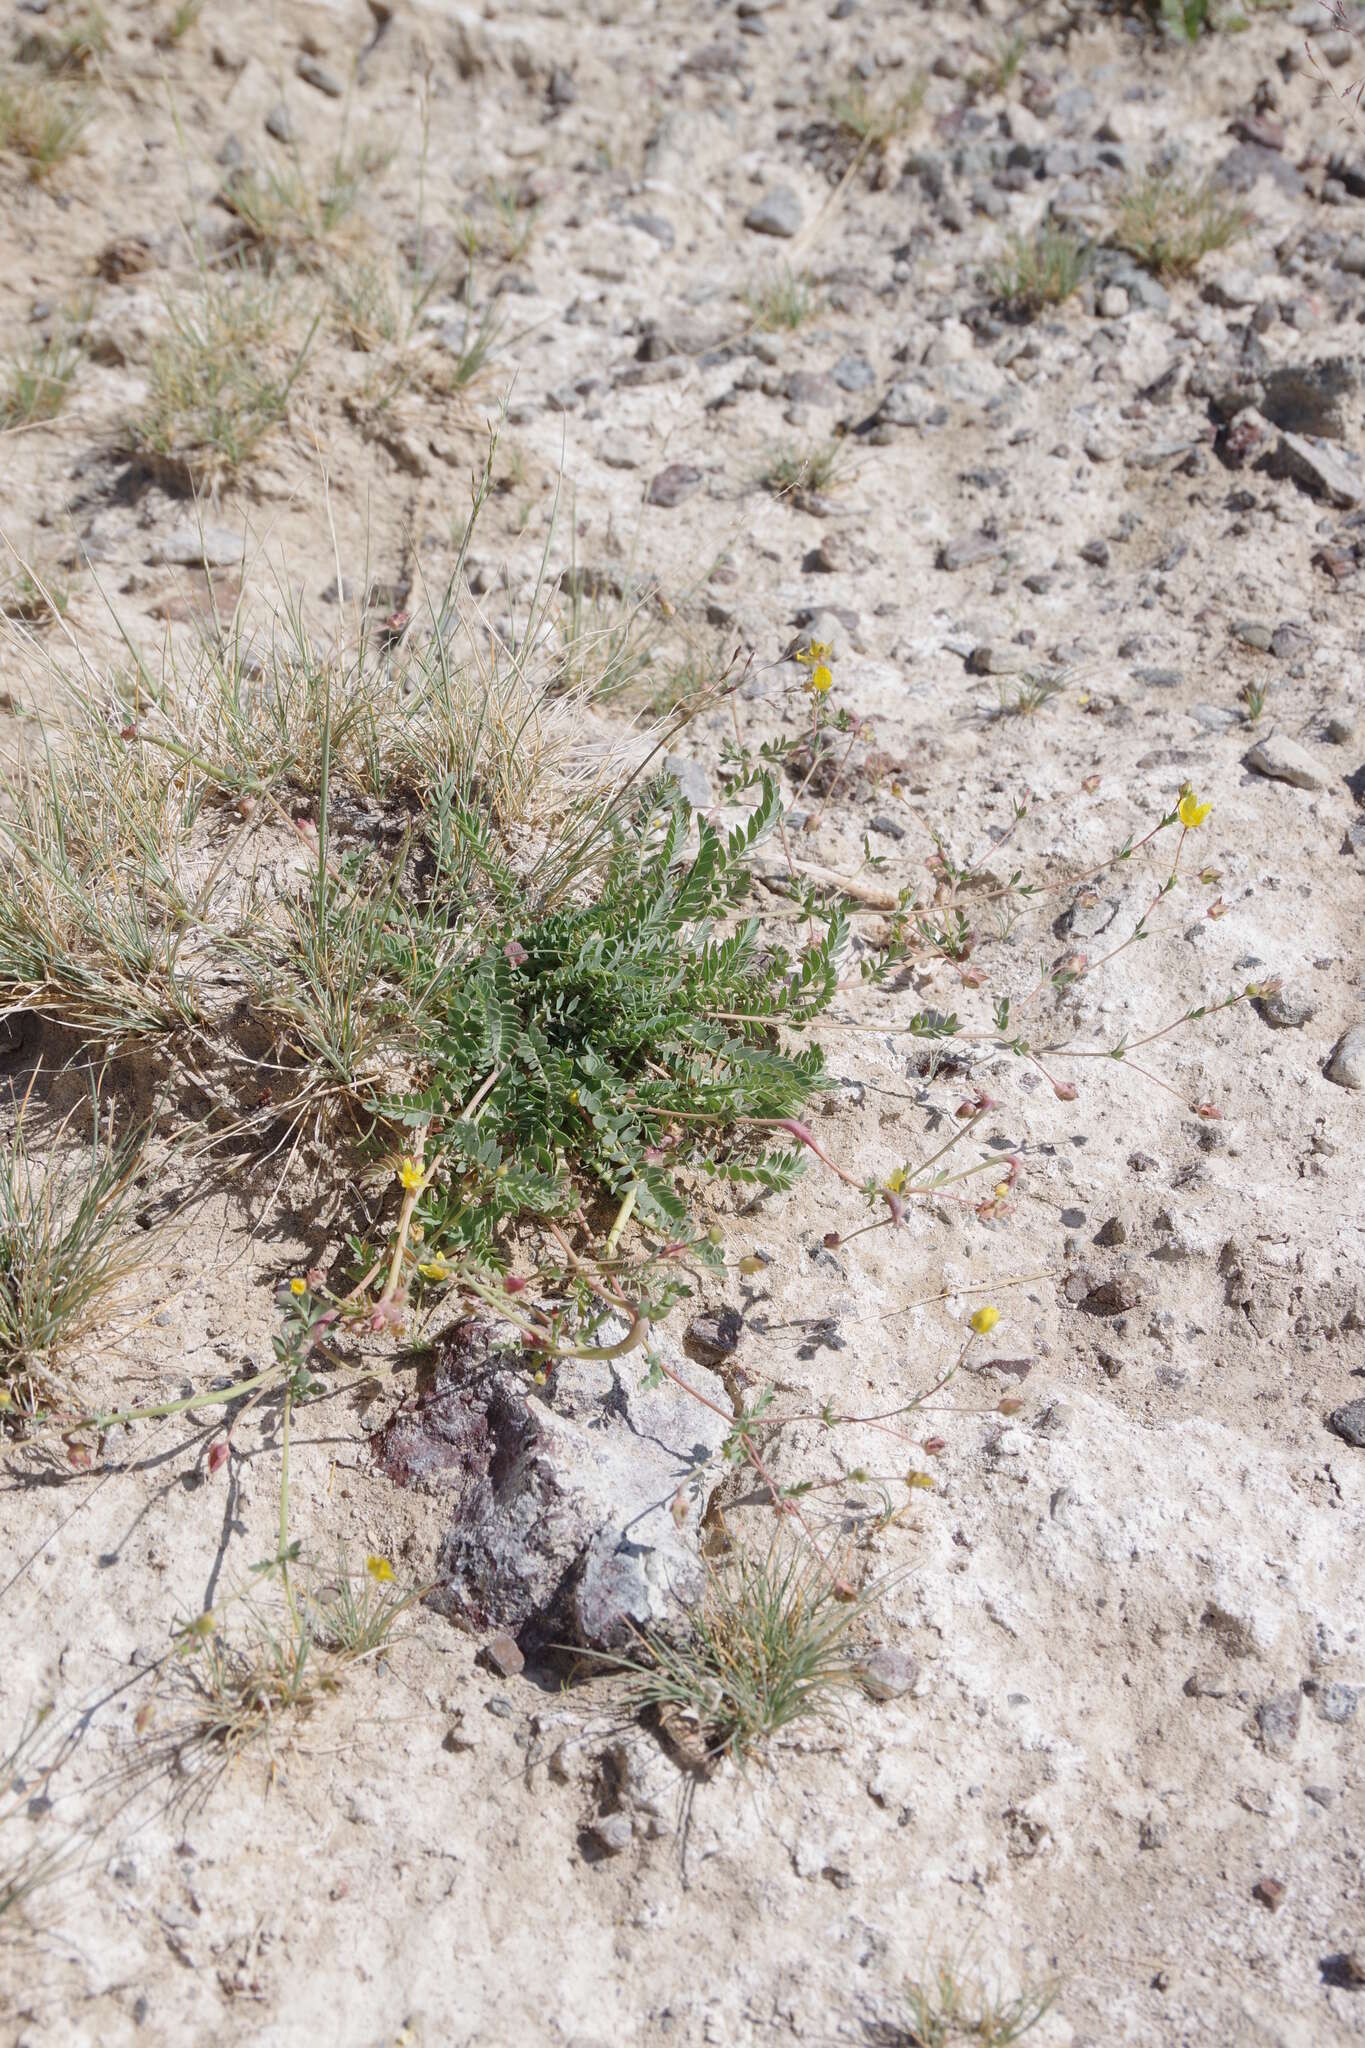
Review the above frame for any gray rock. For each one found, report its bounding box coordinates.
[1254,988,1316,1031]
[646,463,702,508]
[264,102,295,144]
[685,1307,742,1361]
[1202,269,1263,310]
[627,212,674,250]
[147,523,243,569]
[1136,667,1186,690]
[967,645,1033,677]
[411,1324,729,1649]
[857,1647,920,1701]
[1245,734,1329,791]
[662,752,712,810]
[296,53,344,97]
[784,370,838,408]
[1189,703,1238,733]
[831,353,876,392]
[1315,1682,1359,1724]
[1271,621,1312,661]
[1327,1397,1365,1445]
[744,186,802,238]
[479,1632,525,1678]
[1328,1024,1365,1089]
[1231,619,1273,652]
[588,1812,633,1857]
[1265,430,1365,508]
[878,379,935,428]
[1255,1690,1301,1756]
[937,535,1005,572]
[1260,359,1359,442]
[1098,284,1129,319]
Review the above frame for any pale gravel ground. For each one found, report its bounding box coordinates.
[1,2,1364,2043]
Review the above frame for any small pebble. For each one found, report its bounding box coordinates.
[857,1647,919,1701]
[743,186,802,239]
[1327,1397,1365,1447]
[480,1632,525,1679]
[1245,733,1329,791]
[1327,1025,1365,1091]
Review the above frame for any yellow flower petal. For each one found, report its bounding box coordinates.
[1178,791,1212,829]
[808,663,833,694]
[365,1554,395,1583]
[968,1305,1000,1335]
[289,1277,307,1296]
[397,1156,424,1192]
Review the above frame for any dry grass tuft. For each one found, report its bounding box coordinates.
[126,272,318,488]
[0,68,90,177]
[0,1096,148,1415]
[992,223,1087,313]
[610,1545,869,1763]
[1113,169,1250,279]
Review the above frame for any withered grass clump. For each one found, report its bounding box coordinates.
[1113,170,1250,279]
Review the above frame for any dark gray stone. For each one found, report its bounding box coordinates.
[744,186,802,238]
[857,1647,919,1700]
[1255,1690,1302,1756]
[647,463,702,508]
[831,353,876,392]
[1260,360,1359,442]
[1328,1397,1365,1446]
[384,1322,728,1649]
[296,53,344,97]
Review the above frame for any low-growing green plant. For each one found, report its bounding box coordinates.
[127,271,318,486]
[746,267,817,332]
[1156,0,1209,37]
[220,139,392,273]
[829,74,925,153]
[610,1543,869,1761]
[15,4,108,76]
[0,70,90,178]
[760,440,848,502]
[0,1097,148,1415]
[992,223,1086,313]
[1239,677,1268,724]
[1113,170,1249,279]
[159,0,207,45]
[994,673,1065,718]
[1,332,78,429]
[967,33,1027,97]
[167,1555,416,1763]
[0,1704,75,1922]
[0,564,69,624]
[902,1957,1060,2047]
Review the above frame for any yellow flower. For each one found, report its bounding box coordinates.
[796,639,832,667]
[365,1554,395,1583]
[289,1277,307,1296]
[418,1259,449,1282]
[397,1156,424,1192]
[886,1165,908,1194]
[906,1470,934,1490]
[969,1305,1000,1335]
[806,663,833,695]
[1178,791,1212,830]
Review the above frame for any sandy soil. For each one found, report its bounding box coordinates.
[1,1,1364,2043]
